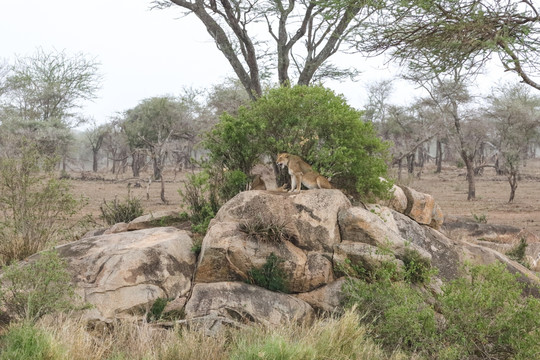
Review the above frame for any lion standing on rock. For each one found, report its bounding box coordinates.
[276,153,332,192]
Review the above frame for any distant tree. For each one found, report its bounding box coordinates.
[102,119,130,175]
[121,95,198,180]
[84,119,108,172]
[362,0,540,90]
[382,103,440,181]
[0,49,101,157]
[486,82,540,202]
[152,0,378,99]
[418,71,487,200]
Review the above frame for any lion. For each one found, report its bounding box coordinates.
[275,153,332,192]
[250,174,267,190]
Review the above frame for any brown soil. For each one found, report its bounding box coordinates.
[68,159,540,237]
[404,159,540,236]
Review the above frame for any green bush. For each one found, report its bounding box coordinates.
[439,262,540,359]
[401,248,437,284]
[506,237,529,267]
[219,170,249,202]
[204,85,392,200]
[0,143,83,265]
[99,190,144,225]
[0,322,61,360]
[179,171,220,235]
[247,253,289,293]
[343,278,437,354]
[0,250,78,322]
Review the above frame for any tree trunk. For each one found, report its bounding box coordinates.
[160,172,167,204]
[92,149,99,172]
[464,156,476,200]
[508,171,518,203]
[435,140,442,173]
[407,153,415,174]
[153,157,161,180]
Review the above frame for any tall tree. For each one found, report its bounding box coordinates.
[361,0,540,89]
[84,119,108,172]
[0,49,101,157]
[153,0,376,99]
[486,82,540,202]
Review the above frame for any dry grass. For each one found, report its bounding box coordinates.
[32,310,409,360]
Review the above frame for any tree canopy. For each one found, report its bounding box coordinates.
[361,0,540,89]
[153,0,378,99]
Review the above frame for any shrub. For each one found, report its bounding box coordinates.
[179,171,220,235]
[204,85,392,200]
[99,189,144,225]
[0,250,79,322]
[247,253,289,293]
[0,322,62,360]
[439,262,540,359]
[0,144,83,265]
[401,248,437,284]
[343,278,437,354]
[506,237,529,267]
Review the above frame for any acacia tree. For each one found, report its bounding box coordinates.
[153,0,377,99]
[0,49,101,158]
[84,119,108,172]
[362,0,540,90]
[486,82,540,202]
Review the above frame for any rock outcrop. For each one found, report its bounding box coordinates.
[10,187,539,328]
[55,227,196,320]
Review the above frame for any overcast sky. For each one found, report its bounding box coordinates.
[2,0,518,129]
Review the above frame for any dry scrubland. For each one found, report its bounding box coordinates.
[72,159,540,237]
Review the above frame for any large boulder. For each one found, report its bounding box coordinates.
[55,227,196,321]
[338,206,432,262]
[384,185,443,229]
[184,282,315,326]
[195,190,350,293]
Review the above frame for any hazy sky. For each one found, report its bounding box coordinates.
[2,0,517,129]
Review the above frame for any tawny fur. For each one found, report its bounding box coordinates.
[276,153,332,192]
[250,174,267,190]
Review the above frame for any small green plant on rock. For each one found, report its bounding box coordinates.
[247,253,289,293]
[506,237,529,268]
[402,248,437,284]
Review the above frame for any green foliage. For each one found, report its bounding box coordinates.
[147,297,168,322]
[402,248,437,284]
[0,322,61,360]
[179,171,220,235]
[99,189,144,226]
[344,261,540,358]
[0,143,83,265]
[472,212,488,224]
[344,277,437,354]
[247,253,289,293]
[506,237,529,267]
[0,250,78,323]
[219,170,249,202]
[204,85,392,200]
[439,262,540,359]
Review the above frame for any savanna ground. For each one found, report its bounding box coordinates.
[69,159,540,238]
